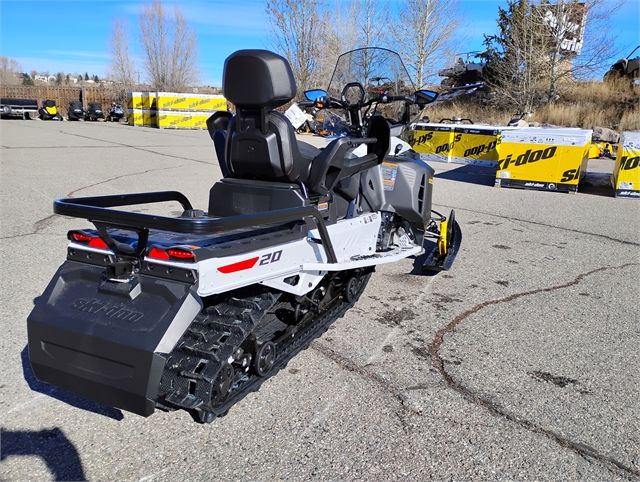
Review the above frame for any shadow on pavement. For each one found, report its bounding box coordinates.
[578,172,615,197]
[20,346,124,421]
[435,163,616,198]
[434,164,496,186]
[0,428,86,481]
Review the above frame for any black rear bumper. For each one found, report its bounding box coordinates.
[27,261,201,417]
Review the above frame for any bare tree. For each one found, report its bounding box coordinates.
[266,0,324,95]
[0,56,22,85]
[109,18,135,87]
[139,0,198,91]
[315,0,360,87]
[355,0,390,86]
[485,0,620,110]
[392,0,459,88]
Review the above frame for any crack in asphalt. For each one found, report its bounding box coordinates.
[431,262,640,479]
[313,343,423,418]
[436,204,640,247]
[56,129,214,165]
[0,164,191,240]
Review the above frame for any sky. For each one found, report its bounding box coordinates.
[0,0,638,86]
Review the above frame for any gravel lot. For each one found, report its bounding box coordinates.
[1,120,638,481]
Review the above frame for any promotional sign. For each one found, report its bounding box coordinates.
[613,131,640,198]
[495,128,592,192]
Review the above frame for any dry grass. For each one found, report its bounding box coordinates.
[533,80,639,130]
[422,102,510,125]
[428,80,639,131]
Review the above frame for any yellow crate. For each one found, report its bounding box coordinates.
[613,131,640,198]
[141,92,157,110]
[156,110,214,129]
[495,128,591,193]
[127,92,144,110]
[142,109,157,127]
[156,92,227,112]
[127,108,144,126]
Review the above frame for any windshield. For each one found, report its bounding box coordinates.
[327,48,415,100]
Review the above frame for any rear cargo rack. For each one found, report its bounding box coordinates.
[54,191,337,263]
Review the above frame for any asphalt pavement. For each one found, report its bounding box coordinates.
[1,120,638,481]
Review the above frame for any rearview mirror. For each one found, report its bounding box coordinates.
[304,89,328,102]
[415,89,438,106]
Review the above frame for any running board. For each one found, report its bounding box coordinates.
[302,245,422,271]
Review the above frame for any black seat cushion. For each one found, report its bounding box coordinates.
[297,140,321,161]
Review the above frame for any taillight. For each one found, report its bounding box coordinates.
[166,248,195,260]
[68,230,109,250]
[148,247,170,260]
[69,231,92,242]
[148,246,195,262]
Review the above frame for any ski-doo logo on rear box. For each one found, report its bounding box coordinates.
[498,146,557,170]
[71,298,144,322]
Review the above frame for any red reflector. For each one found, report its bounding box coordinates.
[70,231,92,242]
[148,247,170,260]
[167,248,195,260]
[88,237,108,249]
[217,256,259,274]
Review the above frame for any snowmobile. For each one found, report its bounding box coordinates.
[85,102,104,121]
[67,100,84,121]
[107,102,125,122]
[27,48,461,423]
[38,99,63,121]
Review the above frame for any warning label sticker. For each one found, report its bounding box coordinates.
[382,162,398,191]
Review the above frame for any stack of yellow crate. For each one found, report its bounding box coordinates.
[126,92,227,129]
[126,92,144,126]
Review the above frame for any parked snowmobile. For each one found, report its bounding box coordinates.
[107,102,125,122]
[67,101,84,121]
[27,48,461,423]
[85,102,104,121]
[38,100,63,121]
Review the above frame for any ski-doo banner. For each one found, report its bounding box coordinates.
[407,123,503,167]
[613,131,640,198]
[157,110,216,129]
[495,128,592,193]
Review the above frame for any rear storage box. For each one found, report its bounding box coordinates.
[495,128,592,193]
[612,131,640,198]
[407,123,505,167]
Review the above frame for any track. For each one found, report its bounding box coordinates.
[158,270,372,423]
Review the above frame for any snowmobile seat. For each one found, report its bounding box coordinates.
[219,49,378,192]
